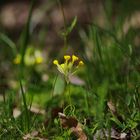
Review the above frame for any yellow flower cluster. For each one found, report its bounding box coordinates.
[13,49,44,65]
[53,55,84,82]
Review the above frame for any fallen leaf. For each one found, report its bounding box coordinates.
[51,107,63,119]
[59,112,78,128]
[23,131,38,140]
[58,112,87,140]
[71,123,87,140]
[13,108,21,118]
[23,130,48,140]
[93,128,130,140]
[107,100,124,123]
[107,100,117,115]
[30,105,45,115]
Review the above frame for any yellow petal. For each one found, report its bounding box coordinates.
[72,55,78,62]
[64,55,71,61]
[60,64,65,69]
[35,56,43,64]
[79,61,84,66]
[53,60,59,65]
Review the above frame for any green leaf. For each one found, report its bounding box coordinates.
[19,0,35,67]
[67,16,77,34]
[54,76,65,95]
[93,27,103,63]
[111,116,124,129]
[0,33,17,57]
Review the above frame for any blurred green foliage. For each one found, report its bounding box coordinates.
[0,0,140,139]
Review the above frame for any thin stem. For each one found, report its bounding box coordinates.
[68,82,72,105]
[57,0,68,48]
[19,80,30,132]
[57,0,67,30]
[63,81,75,116]
[62,82,66,108]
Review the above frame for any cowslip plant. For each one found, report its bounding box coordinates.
[53,54,84,115]
[53,55,84,84]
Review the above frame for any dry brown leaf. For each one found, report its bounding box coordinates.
[44,107,63,127]
[23,131,38,140]
[51,107,63,119]
[58,112,87,140]
[71,123,87,140]
[107,100,124,123]
[13,108,21,118]
[107,100,117,115]
[93,128,130,140]
[30,105,45,115]
[23,131,48,140]
[58,112,78,128]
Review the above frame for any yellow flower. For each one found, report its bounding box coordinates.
[78,61,84,66]
[34,50,44,64]
[13,54,21,64]
[72,55,78,63]
[13,48,44,65]
[60,64,65,69]
[64,55,71,61]
[35,56,43,64]
[53,54,84,83]
[53,60,59,65]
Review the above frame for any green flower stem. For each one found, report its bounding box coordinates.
[57,0,68,49]
[19,80,30,132]
[68,82,72,106]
